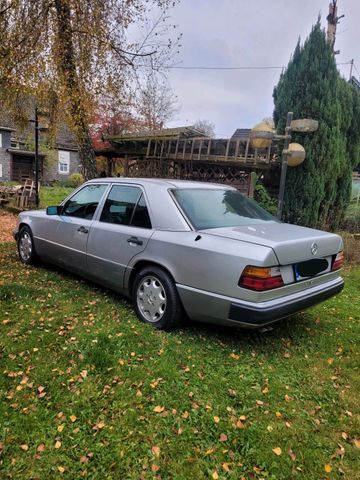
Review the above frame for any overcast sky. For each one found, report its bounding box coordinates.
[164,0,360,137]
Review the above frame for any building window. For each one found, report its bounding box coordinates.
[58,150,70,174]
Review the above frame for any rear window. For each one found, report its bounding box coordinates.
[172,188,279,230]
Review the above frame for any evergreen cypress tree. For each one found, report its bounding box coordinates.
[273,20,360,229]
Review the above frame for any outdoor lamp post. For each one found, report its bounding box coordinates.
[250,114,318,220]
[29,107,49,208]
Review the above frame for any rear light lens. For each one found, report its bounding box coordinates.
[332,251,344,271]
[239,266,284,291]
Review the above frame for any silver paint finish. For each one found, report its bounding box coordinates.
[14,178,344,327]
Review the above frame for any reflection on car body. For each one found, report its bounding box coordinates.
[14,178,344,330]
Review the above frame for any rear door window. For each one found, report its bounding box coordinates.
[100,185,152,228]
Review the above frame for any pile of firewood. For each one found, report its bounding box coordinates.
[0,185,22,207]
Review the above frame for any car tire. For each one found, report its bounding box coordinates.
[17,226,39,265]
[132,266,184,330]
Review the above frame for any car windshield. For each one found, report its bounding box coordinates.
[172,188,279,230]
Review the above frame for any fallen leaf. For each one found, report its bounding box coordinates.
[229,353,240,360]
[80,455,89,464]
[153,405,165,413]
[256,400,264,406]
[228,388,237,397]
[239,415,247,421]
[222,462,231,472]
[69,415,77,423]
[324,464,332,473]
[20,444,29,451]
[213,416,220,423]
[37,386,45,393]
[57,466,65,473]
[354,439,360,449]
[275,411,282,418]
[273,447,282,456]
[262,386,269,394]
[212,471,219,480]
[219,433,228,442]
[283,352,291,358]
[37,443,46,452]
[151,464,160,472]
[152,445,160,457]
[181,411,189,419]
[54,441,61,449]
[341,432,348,440]
[284,394,292,402]
[236,420,245,429]
[288,449,296,461]
[57,424,65,433]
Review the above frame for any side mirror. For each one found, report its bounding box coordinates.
[46,206,62,215]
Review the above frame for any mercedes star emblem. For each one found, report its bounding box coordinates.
[311,242,318,256]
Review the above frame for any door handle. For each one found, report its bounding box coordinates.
[127,236,143,246]
[77,226,89,234]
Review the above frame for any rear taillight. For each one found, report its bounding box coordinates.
[239,266,284,291]
[332,251,344,271]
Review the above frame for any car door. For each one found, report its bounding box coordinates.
[86,184,154,290]
[40,183,109,273]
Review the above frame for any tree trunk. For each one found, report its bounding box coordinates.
[54,0,97,180]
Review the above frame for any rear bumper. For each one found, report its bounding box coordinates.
[177,276,344,329]
[228,278,344,327]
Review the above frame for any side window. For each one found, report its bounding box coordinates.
[131,194,152,229]
[62,184,108,220]
[100,185,142,225]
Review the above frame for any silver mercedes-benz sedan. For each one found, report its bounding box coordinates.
[14,178,344,330]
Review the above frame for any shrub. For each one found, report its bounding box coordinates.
[68,173,84,187]
[254,180,277,215]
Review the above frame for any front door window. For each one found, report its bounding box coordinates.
[62,184,108,220]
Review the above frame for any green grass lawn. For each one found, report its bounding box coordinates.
[0,243,359,479]
[40,186,73,209]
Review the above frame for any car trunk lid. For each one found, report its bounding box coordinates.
[199,223,342,265]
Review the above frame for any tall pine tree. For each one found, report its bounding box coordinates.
[273,20,360,229]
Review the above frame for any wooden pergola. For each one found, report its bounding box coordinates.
[99,126,280,196]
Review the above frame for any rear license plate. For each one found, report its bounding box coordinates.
[294,258,330,281]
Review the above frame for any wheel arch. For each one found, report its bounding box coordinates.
[127,260,177,296]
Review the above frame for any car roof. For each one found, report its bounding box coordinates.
[86,177,234,190]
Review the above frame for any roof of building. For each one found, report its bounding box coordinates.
[105,126,208,143]
[231,128,251,140]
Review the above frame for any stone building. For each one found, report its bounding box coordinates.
[0,123,81,183]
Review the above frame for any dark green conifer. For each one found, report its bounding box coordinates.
[273,20,360,229]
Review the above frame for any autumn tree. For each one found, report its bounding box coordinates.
[137,73,178,130]
[0,0,180,179]
[193,119,215,137]
[273,20,360,228]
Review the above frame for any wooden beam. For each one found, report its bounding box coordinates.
[225,139,230,161]
[207,139,211,156]
[235,139,240,158]
[198,140,203,160]
[174,136,180,159]
[146,139,151,157]
[244,138,250,161]
[190,139,195,160]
